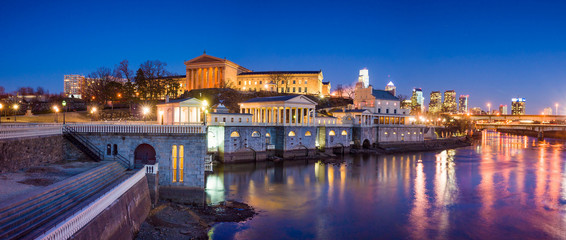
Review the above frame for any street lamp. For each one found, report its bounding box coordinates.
[62,100,67,124]
[202,100,209,125]
[13,104,19,122]
[142,106,150,123]
[53,106,59,123]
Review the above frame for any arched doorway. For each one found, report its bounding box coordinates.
[362,139,371,149]
[134,144,156,168]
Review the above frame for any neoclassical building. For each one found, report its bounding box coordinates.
[181,53,331,96]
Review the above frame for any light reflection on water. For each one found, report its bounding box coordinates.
[206,131,566,239]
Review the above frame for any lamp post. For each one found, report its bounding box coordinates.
[202,100,209,126]
[62,100,67,124]
[53,106,59,123]
[90,107,97,121]
[13,104,19,122]
[142,106,150,123]
[0,103,3,124]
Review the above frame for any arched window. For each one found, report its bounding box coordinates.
[288,131,296,137]
[172,145,177,182]
[230,131,240,137]
[265,132,271,137]
[341,130,348,136]
[329,130,336,136]
[179,145,184,182]
[305,131,312,136]
[252,131,261,137]
[106,144,111,155]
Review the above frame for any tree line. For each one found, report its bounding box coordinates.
[80,59,182,107]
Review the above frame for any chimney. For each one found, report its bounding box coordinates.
[165,95,169,103]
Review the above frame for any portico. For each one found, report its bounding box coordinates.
[157,98,204,125]
[239,95,317,126]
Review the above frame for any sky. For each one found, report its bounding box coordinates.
[1,0,566,114]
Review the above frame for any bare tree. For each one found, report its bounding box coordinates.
[335,84,344,97]
[138,60,170,100]
[115,59,133,82]
[82,67,115,105]
[268,72,293,93]
[344,84,355,99]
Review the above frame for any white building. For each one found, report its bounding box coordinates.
[358,68,369,88]
[156,98,205,125]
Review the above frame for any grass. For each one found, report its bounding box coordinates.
[0,111,92,123]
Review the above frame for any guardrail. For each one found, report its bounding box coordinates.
[67,124,205,134]
[37,168,146,240]
[144,163,158,174]
[0,125,62,140]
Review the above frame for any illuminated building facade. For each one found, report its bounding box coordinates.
[428,91,442,114]
[511,98,526,115]
[64,74,84,99]
[499,105,508,115]
[410,88,424,114]
[358,68,369,88]
[183,53,329,96]
[442,90,457,113]
[543,107,552,115]
[458,95,469,113]
[385,81,396,96]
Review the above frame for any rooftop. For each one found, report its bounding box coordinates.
[238,71,321,76]
[371,90,399,101]
[242,95,302,103]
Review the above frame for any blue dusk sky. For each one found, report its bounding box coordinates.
[1,0,566,114]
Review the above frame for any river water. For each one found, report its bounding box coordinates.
[205,131,566,239]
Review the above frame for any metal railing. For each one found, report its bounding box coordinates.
[144,163,158,174]
[67,124,205,134]
[37,168,146,240]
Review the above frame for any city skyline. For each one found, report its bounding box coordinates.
[2,1,566,114]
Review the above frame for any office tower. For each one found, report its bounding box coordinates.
[385,81,396,96]
[511,98,526,115]
[358,68,369,88]
[64,74,84,99]
[442,90,457,113]
[499,105,508,115]
[458,95,469,113]
[428,91,442,114]
[411,88,424,113]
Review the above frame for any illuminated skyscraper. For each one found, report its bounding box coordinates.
[64,74,84,99]
[458,95,469,113]
[385,81,396,96]
[358,68,369,88]
[428,91,442,114]
[511,98,526,115]
[411,88,424,113]
[543,107,552,115]
[499,105,508,115]
[442,90,457,113]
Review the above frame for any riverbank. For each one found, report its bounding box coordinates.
[135,200,255,240]
[351,137,472,155]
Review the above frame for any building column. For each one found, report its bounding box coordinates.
[283,107,287,125]
[271,108,274,124]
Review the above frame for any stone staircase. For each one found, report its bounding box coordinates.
[63,126,130,169]
[0,161,128,240]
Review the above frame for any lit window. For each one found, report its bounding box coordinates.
[252,131,261,137]
[385,132,388,135]
[266,132,271,137]
[172,145,177,182]
[329,130,336,136]
[179,145,184,182]
[305,131,312,136]
[341,130,347,136]
[288,131,296,136]
[305,80,308,84]
[231,131,240,137]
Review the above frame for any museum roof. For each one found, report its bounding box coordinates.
[242,95,301,103]
[371,89,399,101]
[238,71,321,76]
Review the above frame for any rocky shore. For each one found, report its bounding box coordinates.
[135,200,255,240]
[351,137,472,155]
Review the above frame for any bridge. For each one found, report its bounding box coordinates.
[469,114,566,122]
[476,123,566,131]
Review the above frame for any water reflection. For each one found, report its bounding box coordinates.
[206,131,566,240]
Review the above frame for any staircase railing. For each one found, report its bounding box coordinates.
[63,126,131,169]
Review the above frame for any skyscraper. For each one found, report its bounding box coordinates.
[511,98,526,115]
[458,95,469,113]
[64,74,84,99]
[442,90,457,113]
[358,68,369,88]
[411,88,424,113]
[543,107,552,115]
[385,81,396,96]
[499,105,508,115]
[428,91,442,114]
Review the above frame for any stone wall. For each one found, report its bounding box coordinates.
[80,133,206,188]
[377,126,425,143]
[0,135,85,172]
[353,126,378,147]
[71,175,151,240]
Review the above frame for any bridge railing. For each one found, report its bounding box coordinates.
[37,168,146,240]
[0,125,62,140]
[66,124,205,134]
[144,163,159,174]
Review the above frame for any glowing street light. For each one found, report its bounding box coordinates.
[0,103,3,124]
[13,104,19,122]
[142,106,150,123]
[202,100,209,125]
